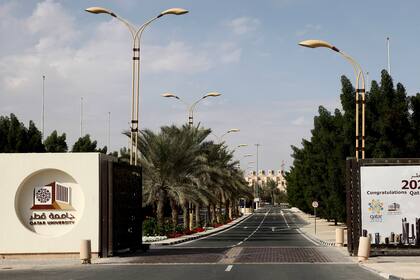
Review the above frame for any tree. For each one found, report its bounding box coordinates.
[72,134,106,153]
[44,130,68,152]
[0,114,44,152]
[286,70,417,223]
[130,124,252,233]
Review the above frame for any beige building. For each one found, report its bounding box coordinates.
[245,168,287,192]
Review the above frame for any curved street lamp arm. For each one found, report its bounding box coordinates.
[188,97,206,124]
[134,16,160,42]
[338,50,366,160]
[338,51,365,88]
[176,97,190,108]
[112,14,138,39]
[210,132,222,143]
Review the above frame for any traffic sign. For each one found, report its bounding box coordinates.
[312,201,319,208]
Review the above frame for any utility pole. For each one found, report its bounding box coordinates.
[255,143,261,209]
[42,75,45,141]
[366,71,369,91]
[107,112,111,150]
[80,97,83,137]
[387,37,391,75]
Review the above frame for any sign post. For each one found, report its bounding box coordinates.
[312,201,319,235]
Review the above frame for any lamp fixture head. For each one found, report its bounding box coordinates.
[203,92,222,98]
[85,7,117,17]
[161,93,179,99]
[158,8,189,18]
[298,39,339,52]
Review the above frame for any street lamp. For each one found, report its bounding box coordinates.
[162,92,221,127]
[237,144,248,148]
[212,128,240,143]
[86,6,188,165]
[298,39,366,160]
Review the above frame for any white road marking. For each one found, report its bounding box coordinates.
[236,208,270,246]
[281,210,290,228]
[174,214,254,246]
[282,209,320,246]
[225,265,233,272]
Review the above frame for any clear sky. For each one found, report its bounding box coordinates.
[1,0,420,171]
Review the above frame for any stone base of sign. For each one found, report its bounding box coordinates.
[0,252,100,259]
[370,246,420,256]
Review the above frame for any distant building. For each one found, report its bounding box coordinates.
[245,168,287,192]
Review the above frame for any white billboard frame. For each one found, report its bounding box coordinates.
[360,165,420,244]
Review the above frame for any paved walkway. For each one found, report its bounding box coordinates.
[291,207,420,280]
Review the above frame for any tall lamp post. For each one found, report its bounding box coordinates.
[298,39,366,160]
[41,75,45,142]
[255,143,261,208]
[161,92,221,127]
[86,6,188,165]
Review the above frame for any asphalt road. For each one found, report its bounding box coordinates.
[1,264,383,280]
[175,206,314,248]
[0,206,383,280]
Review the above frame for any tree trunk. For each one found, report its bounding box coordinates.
[211,204,216,224]
[216,202,222,223]
[181,202,189,230]
[156,193,165,233]
[170,199,178,230]
[195,202,201,228]
[189,202,193,230]
[206,205,211,227]
[220,193,226,221]
[228,200,233,220]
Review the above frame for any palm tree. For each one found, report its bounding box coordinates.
[126,124,252,233]
[134,124,210,230]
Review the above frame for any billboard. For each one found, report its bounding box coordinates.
[361,165,420,244]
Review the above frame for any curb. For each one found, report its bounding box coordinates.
[359,263,420,280]
[148,214,252,248]
[296,228,335,247]
[358,263,400,280]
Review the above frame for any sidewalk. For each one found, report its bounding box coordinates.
[0,214,251,270]
[291,207,420,280]
[288,207,347,247]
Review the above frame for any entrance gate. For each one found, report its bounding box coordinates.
[99,157,142,257]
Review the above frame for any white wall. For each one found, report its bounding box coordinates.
[0,153,100,254]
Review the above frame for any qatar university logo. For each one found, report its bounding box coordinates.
[31,181,74,211]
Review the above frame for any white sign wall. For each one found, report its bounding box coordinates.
[361,165,420,241]
[0,153,101,255]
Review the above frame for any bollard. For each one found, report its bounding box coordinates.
[80,239,91,264]
[357,236,370,262]
[335,228,344,247]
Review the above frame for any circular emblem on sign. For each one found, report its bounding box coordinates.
[14,169,84,237]
[35,188,51,203]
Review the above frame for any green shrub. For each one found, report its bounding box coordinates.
[143,218,157,236]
